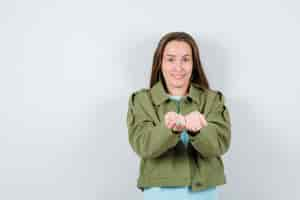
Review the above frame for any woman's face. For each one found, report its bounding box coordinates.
[161,40,193,92]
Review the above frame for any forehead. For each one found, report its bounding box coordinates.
[163,40,192,56]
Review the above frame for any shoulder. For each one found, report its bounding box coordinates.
[127,88,151,107]
[191,83,225,102]
[206,89,225,100]
[127,87,157,122]
[203,88,227,107]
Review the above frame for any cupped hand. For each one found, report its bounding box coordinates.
[184,111,207,133]
[164,111,186,133]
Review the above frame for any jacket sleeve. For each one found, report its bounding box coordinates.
[189,91,231,158]
[126,92,181,159]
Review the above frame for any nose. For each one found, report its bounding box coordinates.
[174,60,184,71]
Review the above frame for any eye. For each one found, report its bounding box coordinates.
[167,58,174,62]
[183,58,190,62]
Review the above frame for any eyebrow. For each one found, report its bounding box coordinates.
[165,54,191,57]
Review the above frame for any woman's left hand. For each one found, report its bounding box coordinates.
[184,111,207,133]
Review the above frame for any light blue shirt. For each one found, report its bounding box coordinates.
[143,95,218,200]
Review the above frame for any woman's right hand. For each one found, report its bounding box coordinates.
[164,111,186,133]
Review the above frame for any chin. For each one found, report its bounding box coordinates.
[170,79,188,88]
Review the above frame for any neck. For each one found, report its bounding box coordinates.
[166,84,189,96]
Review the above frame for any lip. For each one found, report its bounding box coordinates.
[172,74,185,79]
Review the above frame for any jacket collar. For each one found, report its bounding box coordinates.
[150,80,203,106]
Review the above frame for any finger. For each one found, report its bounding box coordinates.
[184,115,189,125]
[186,124,192,131]
[166,121,171,128]
[166,119,172,128]
[173,125,179,132]
[166,117,173,128]
[168,122,175,129]
[170,122,177,129]
[192,126,199,132]
[168,118,177,128]
[165,114,170,122]
[169,114,176,121]
[199,115,207,127]
[187,120,193,130]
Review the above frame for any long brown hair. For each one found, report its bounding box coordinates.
[149,32,210,90]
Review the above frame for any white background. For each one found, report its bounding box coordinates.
[0,0,299,199]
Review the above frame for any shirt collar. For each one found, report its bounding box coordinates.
[150,80,204,106]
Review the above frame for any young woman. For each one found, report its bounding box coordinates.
[126,32,231,200]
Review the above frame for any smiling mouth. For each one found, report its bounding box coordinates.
[172,74,185,79]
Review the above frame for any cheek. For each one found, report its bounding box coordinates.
[161,64,173,75]
[183,64,193,74]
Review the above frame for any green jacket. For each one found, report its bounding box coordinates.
[126,80,231,192]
